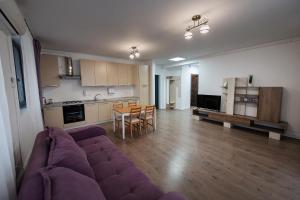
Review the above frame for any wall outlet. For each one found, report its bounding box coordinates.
[83,89,87,96]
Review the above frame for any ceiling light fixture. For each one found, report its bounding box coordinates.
[129,46,140,60]
[184,15,210,39]
[169,57,186,62]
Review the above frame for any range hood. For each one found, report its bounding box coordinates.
[58,57,81,80]
[65,57,73,76]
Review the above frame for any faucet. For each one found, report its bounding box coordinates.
[94,93,102,100]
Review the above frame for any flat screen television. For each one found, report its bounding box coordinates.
[197,94,221,111]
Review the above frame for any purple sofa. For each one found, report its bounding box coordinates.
[18,126,186,200]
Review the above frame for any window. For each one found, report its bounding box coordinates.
[12,38,26,108]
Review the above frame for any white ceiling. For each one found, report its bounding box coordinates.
[17,0,300,65]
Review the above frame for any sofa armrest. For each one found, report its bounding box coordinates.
[67,125,106,142]
[158,192,187,200]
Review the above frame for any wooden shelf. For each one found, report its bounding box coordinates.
[193,109,287,134]
[58,75,81,80]
[234,101,258,104]
[235,94,258,97]
[235,86,259,89]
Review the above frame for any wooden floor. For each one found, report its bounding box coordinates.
[101,109,300,200]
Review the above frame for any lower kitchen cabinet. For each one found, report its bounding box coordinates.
[99,102,111,122]
[43,107,64,128]
[84,103,99,124]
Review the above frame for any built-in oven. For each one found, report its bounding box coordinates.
[63,104,85,124]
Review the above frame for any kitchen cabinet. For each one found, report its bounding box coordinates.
[80,59,96,86]
[128,64,138,85]
[107,62,119,86]
[139,65,149,104]
[99,102,111,121]
[95,61,107,86]
[40,54,60,87]
[43,107,64,128]
[80,59,138,87]
[85,103,99,124]
[118,64,129,85]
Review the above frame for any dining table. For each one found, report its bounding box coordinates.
[112,105,156,140]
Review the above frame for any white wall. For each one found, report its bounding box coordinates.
[42,50,139,102]
[18,31,44,164]
[196,39,300,138]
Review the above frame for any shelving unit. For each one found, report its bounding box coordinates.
[196,77,287,140]
[222,78,259,117]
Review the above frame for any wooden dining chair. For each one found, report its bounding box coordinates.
[141,105,155,134]
[125,106,142,138]
[128,101,137,107]
[113,103,123,133]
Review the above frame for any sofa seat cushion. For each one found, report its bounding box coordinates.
[48,134,95,178]
[40,167,106,200]
[77,135,164,200]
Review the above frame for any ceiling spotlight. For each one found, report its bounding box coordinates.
[200,24,210,34]
[184,15,210,39]
[184,31,193,40]
[129,46,140,60]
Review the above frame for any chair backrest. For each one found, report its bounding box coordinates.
[113,102,123,109]
[128,102,137,107]
[145,105,155,118]
[130,106,142,119]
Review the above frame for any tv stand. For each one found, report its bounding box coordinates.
[193,108,288,140]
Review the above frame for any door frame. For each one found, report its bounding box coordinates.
[155,75,159,109]
[190,74,199,107]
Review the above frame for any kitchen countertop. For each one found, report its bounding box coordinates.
[43,96,140,108]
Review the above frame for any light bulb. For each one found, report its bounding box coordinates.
[184,31,193,40]
[129,53,134,59]
[200,24,210,34]
[134,51,140,58]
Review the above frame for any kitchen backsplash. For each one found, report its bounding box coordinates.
[42,79,136,102]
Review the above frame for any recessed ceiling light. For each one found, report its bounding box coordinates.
[169,57,186,62]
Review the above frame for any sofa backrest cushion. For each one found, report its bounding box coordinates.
[48,127,74,141]
[40,167,106,200]
[48,133,95,178]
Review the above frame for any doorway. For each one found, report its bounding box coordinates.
[190,74,199,107]
[155,75,159,109]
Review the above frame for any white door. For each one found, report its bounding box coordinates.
[0,29,17,200]
[0,30,22,171]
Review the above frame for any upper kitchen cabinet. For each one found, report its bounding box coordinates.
[95,61,107,86]
[128,64,138,85]
[118,63,129,85]
[40,54,60,87]
[106,62,119,86]
[80,59,138,86]
[80,59,96,86]
[117,64,137,86]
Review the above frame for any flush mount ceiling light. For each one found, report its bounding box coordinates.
[169,57,186,62]
[184,15,210,39]
[129,46,140,60]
